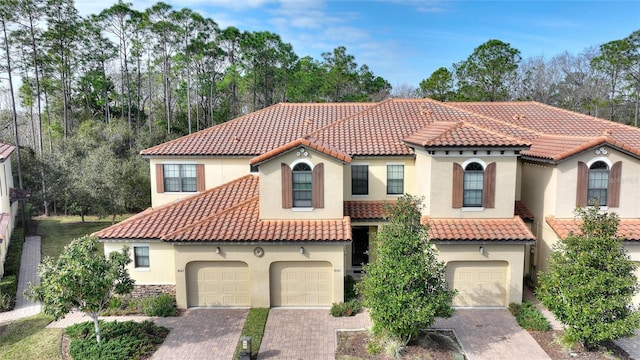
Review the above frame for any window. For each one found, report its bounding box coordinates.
[587,161,609,206]
[463,162,484,207]
[163,164,197,192]
[292,163,312,207]
[134,246,149,268]
[351,165,369,195]
[387,165,404,195]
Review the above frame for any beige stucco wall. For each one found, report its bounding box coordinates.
[427,154,519,218]
[259,149,346,220]
[173,243,346,308]
[342,158,416,201]
[0,158,16,278]
[149,157,251,207]
[554,147,640,218]
[104,241,176,285]
[436,243,527,305]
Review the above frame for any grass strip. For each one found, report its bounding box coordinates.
[234,308,269,360]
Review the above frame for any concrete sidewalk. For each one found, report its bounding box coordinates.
[0,236,42,325]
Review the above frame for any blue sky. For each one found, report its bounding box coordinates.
[76,0,640,88]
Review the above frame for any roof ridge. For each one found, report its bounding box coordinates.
[162,195,260,240]
[439,101,542,138]
[305,99,390,139]
[460,120,531,145]
[141,104,283,155]
[95,175,257,237]
[532,101,634,131]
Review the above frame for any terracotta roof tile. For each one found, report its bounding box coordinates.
[546,216,640,241]
[423,216,535,242]
[250,137,352,165]
[0,143,15,161]
[164,198,351,242]
[404,121,530,148]
[96,175,350,243]
[514,201,534,222]
[344,201,392,221]
[95,175,259,239]
[141,103,373,156]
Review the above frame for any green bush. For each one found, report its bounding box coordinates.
[366,338,383,355]
[66,320,168,360]
[330,299,361,317]
[509,301,550,331]
[137,293,178,317]
[0,291,14,311]
[4,228,24,277]
[0,274,17,297]
[344,275,357,301]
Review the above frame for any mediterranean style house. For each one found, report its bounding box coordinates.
[96,99,640,309]
[0,143,19,279]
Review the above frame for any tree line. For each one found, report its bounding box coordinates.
[0,0,638,219]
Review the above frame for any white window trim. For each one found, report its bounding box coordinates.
[132,244,151,272]
[461,158,487,170]
[386,162,405,196]
[351,163,370,197]
[290,158,314,169]
[462,207,485,212]
[586,156,612,169]
[292,207,314,212]
[161,163,198,194]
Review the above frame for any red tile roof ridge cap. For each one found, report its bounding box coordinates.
[438,101,542,138]
[0,143,16,160]
[305,99,392,139]
[161,195,260,241]
[551,135,610,161]
[141,104,285,155]
[249,137,353,165]
[95,175,257,238]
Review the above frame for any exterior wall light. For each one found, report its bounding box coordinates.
[479,246,484,255]
[216,246,221,254]
[299,246,305,254]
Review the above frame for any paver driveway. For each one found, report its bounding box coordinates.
[432,308,551,360]
[258,308,372,360]
[152,308,248,360]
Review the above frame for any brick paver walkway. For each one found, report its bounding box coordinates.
[433,308,551,360]
[258,308,372,360]
[0,236,42,325]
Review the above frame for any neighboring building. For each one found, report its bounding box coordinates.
[96,99,640,309]
[0,143,19,279]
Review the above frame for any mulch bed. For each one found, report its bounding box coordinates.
[336,330,463,360]
[529,330,632,360]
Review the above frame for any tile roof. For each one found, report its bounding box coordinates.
[250,137,352,165]
[514,201,534,222]
[141,103,373,156]
[0,143,15,161]
[546,216,640,241]
[95,175,260,239]
[164,198,351,242]
[423,216,536,242]
[96,175,350,243]
[141,99,640,163]
[343,201,392,221]
[404,121,530,148]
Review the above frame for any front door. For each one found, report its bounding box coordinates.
[352,226,369,267]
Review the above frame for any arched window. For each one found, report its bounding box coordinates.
[292,163,312,207]
[587,161,609,206]
[463,162,484,207]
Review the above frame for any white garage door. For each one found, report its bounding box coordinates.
[446,261,508,307]
[186,261,250,307]
[270,261,333,307]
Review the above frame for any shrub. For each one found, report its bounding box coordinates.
[344,275,357,301]
[137,293,178,317]
[366,338,383,355]
[0,274,17,298]
[509,302,550,331]
[0,291,14,311]
[330,299,361,317]
[66,320,168,360]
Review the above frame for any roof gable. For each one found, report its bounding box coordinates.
[249,137,352,165]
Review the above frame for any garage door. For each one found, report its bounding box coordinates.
[446,261,508,307]
[186,261,250,307]
[270,261,332,307]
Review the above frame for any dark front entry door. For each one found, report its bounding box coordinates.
[352,226,369,266]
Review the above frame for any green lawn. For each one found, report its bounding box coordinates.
[0,314,61,360]
[38,215,130,260]
[0,216,131,360]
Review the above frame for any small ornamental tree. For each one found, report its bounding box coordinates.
[26,235,134,343]
[537,205,640,349]
[357,194,456,344]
